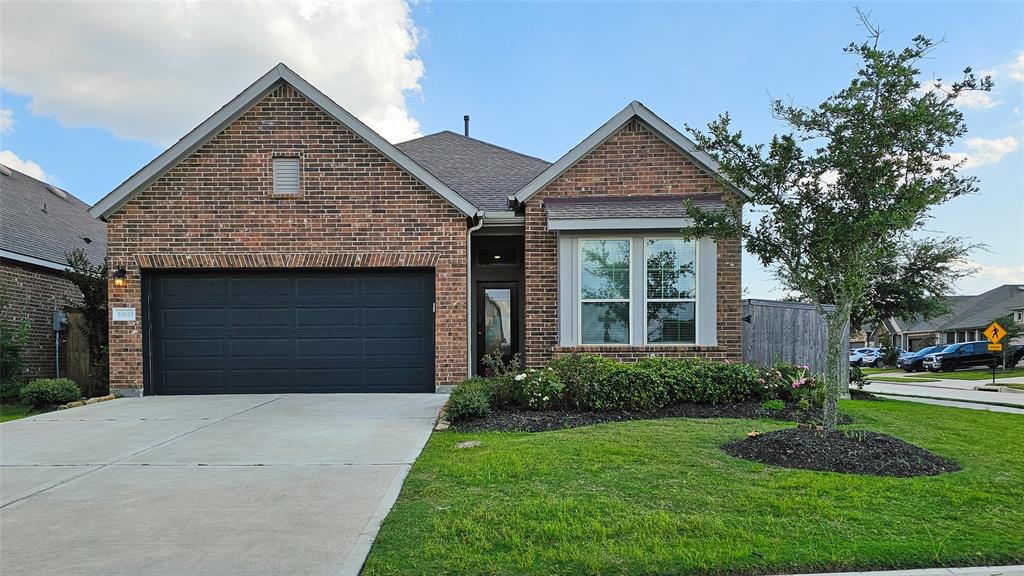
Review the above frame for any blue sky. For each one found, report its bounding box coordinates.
[2,1,1021,298]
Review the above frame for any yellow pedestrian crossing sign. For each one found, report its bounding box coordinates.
[983,321,1006,343]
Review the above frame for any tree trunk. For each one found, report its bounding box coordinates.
[821,303,851,432]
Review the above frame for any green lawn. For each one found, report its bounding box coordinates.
[923,367,1024,381]
[363,399,1024,576]
[857,367,892,375]
[0,403,35,422]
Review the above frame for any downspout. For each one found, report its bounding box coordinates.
[467,212,485,377]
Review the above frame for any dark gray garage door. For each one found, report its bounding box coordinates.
[145,270,435,394]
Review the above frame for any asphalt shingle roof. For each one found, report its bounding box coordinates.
[1,166,106,267]
[543,195,724,220]
[898,285,1024,334]
[396,131,550,211]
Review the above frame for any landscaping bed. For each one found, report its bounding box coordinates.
[722,427,961,477]
[455,400,851,432]
[363,399,1024,576]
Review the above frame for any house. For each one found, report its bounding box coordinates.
[863,285,1024,351]
[88,64,746,397]
[0,164,107,382]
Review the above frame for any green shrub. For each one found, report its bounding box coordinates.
[546,356,766,411]
[548,353,616,409]
[761,399,785,411]
[597,362,671,410]
[446,377,493,422]
[489,373,525,409]
[0,309,30,401]
[522,369,564,410]
[850,366,865,390]
[21,378,81,409]
[685,359,762,404]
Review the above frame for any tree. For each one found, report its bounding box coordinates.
[65,249,109,396]
[0,300,30,400]
[680,12,988,431]
[849,238,977,334]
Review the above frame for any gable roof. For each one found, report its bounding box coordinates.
[89,63,479,220]
[897,285,1024,334]
[1,165,107,270]
[510,101,752,206]
[396,131,549,211]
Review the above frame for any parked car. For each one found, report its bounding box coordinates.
[922,341,1000,372]
[1001,344,1024,368]
[897,345,946,372]
[849,348,879,367]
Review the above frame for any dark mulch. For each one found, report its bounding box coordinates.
[452,401,851,433]
[722,427,961,477]
[849,389,881,401]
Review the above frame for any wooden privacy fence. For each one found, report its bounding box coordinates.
[64,309,107,397]
[742,299,849,390]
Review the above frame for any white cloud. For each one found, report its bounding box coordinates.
[958,260,1024,294]
[0,109,13,134]
[0,1,425,145]
[0,150,51,181]
[948,136,1019,169]
[918,82,1002,110]
[1007,51,1024,82]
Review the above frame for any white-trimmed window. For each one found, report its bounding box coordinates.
[645,238,697,344]
[579,239,631,344]
[273,157,300,194]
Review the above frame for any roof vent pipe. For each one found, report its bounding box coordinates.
[464,115,470,137]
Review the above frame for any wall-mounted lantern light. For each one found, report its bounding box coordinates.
[112,267,127,287]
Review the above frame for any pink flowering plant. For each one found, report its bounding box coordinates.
[758,360,823,407]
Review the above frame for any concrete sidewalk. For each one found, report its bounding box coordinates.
[863,380,1024,408]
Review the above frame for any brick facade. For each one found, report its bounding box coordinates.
[523,119,743,366]
[0,259,82,382]
[105,84,469,395]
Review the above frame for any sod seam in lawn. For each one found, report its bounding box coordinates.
[362,399,1024,576]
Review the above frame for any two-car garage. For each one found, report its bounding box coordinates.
[144,269,435,394]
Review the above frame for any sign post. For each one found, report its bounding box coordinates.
[983,321,1006,386]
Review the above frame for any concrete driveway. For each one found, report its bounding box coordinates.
[0,393,445,576]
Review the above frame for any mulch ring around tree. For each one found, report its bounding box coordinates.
[452,401,852,433]
[722,427,961,477]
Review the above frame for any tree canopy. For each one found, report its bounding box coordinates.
[681,11,990,429]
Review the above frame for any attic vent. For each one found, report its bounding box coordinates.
[47,185,68,200]
[0,164,11,177]
[273,157,300,195]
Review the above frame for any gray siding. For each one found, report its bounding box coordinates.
[742,299,849,390]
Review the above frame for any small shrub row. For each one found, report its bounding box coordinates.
[20,378,82,409]
[446,353,825,422]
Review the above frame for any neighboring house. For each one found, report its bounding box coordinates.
[0,164,107,382]
[88,63,747,397]
[861,285,1024,351]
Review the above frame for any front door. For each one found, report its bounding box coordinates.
[476,282,519,374]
